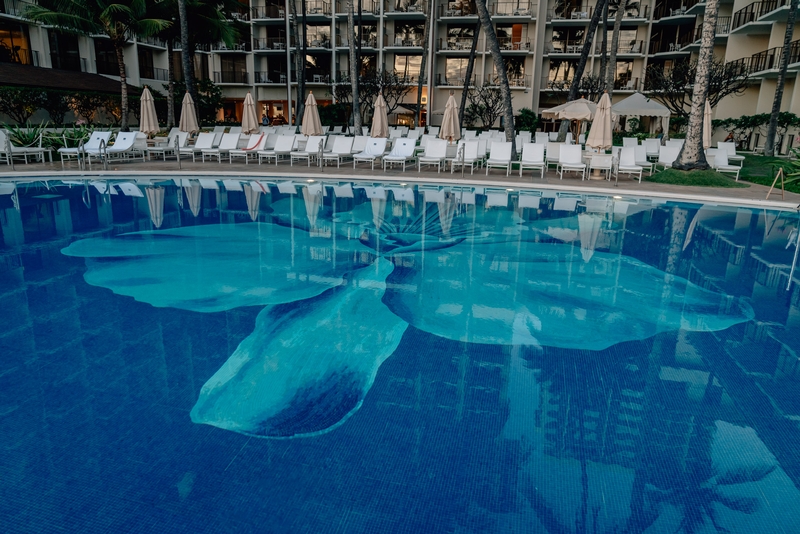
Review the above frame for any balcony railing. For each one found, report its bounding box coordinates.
[335,0,380,14]
[138,35,167,48]
[253,37,293,50]
[440,2,477,16]
[300,0,332,15]
[693,16,731,41]
[614,77,639,91]
[492,2,536,16]
[650,37,693,54]
[498,37,532,50]
[542,76,573,90]
[0,0,35,17]
[305,37,332,48]
[212,42,251,52]
[750,46,782,72]
[0,47,38,66]
[547,5,595,21]
[438,37,482,50]
[335,35,378,48]
[548,39,584,54]
[610,4,649,19]
[791,40,800,66]
[593,40,645,54]
[251,4,285,19]
[387,34,425,47]
[254,71,297,83]
[732,0,790,30]
[384,0,427,14]
[436,73,479,86]
[213,70,249,83]
[305,72,331,83]
[485,74,531,87]
[140,66,169,81]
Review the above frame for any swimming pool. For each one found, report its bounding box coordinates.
[2,178,800,533]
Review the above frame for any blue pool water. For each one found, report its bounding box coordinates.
[2,179,800,533]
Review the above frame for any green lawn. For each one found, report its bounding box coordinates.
[645,168,749,188]
[737,154,800,193]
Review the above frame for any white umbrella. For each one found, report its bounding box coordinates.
[578,213,603,263]
[371,197,386,230]
[301,92,323,136]
[139,86,159,136]
[439,94,461,142]
[243,184,260,222]
[438,193,458,237]
[241,92,259,134]
[586,92,612,151]
[145,187,164,229]
[179,92,199,134]
[302,186,321,227]
[703,100,712,149]
[371,95,389,138]
[184,182,202,217]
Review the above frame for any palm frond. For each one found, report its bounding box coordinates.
[716,465,776,486]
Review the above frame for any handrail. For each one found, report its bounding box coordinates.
[458,142,465,179]
[10,183,20,212]
[5,134,15,172]
[175,134,181,169]
[82,181,92,209]
[98,138,108,170]
[318,139,324,170]
[77,139,85,171]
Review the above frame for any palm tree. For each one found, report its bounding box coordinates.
[764,0,798,156]
[177,0,194,108]
[26,0,169,131]
[459,22,481,127]
[414,0,432,128]
[673,0,720,171]
[474,0,515,155]
[605,0,640,98]
[347,0,361,133]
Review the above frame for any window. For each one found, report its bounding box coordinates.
[548,59,578,83]
[48,31,80,71]
[394,55,421,80]
[138,48,154,79]
[445,57,468,83]
[495,23,526,49]
[0,22,33,65]
[94,39,118,76]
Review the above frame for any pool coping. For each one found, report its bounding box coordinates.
[2,170,799,211]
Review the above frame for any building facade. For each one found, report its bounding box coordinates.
[1,0,799,149]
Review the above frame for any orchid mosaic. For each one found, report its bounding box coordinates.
[62,188,753,439]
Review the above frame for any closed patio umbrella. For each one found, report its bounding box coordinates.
[586,92,612,151]
[243,184,261,222]
[184,182,202,217]
[241,92,259,134]
[439,93,461,143]
[179,92,199,134]
[301,92,323,136]
[578,213,602,263]
[302,186,321,227]
[139,86,159,136]
[703,99,712,149]
[371,94,389,138]
[145,186,164,229]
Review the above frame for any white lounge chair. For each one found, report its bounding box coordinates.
[546,142,562,170]
[485,141,513,176]
[331,125,343,134]
[588,154,613,181]
[201,133,240,162]
[450,140,481,174]
[180,132,215,162]
[665,139,684,149]
[711,150,741,180]
[407,129,422,141]
[351,135,369,154]
[535,132,549,144]
[382,138,417,171]
[657,146,681,170]
[633,145,654,175]
[643,138,661,161]
[87,132,142,163]
[147,131,188,160]
[622,137,639,147]
[616,147,642,183]
[58,130,112,168]
[258,135,295,164]
[518,142,545,179]
[353,137,388,169]
[558,145,586,180]
[291,135,325,166]
[428,126,440,136]
[228,126,242,134]
[0,130,51,164]
[717,141,745,166]
[322,136,354,167]
[230,133,268,164]
[418,138,448,172]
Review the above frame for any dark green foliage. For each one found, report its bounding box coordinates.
[318,103,349,127]
[0,86,46,124]
[514,108,538,132]
[175,78,223,125]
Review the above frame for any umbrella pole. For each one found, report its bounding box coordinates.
[175,135,181,170]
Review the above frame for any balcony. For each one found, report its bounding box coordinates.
[731,0,790,33]
[690,16,731,43]
[614,77,640,91]
[212,42,251,52]
[650,38,693,54]
[304,37,332,49]
[547,5,595,22]
[253,37,292,51]
[541,76,573,90]
[335,0,380,15]
[438,37,482,51]
[335,35,378,48]
[653,2,698,21]
[608,4,650,20]
[436,73,479,86]
[547,39,584,54]
[592,40,646,55]
[213,70,249,84]
[384,0,427,15]
[485,73,531,88]
[386,34,425,47]
[140,66,168,81]
[0,47,39,66]
[439,2,477,17]
[728,40,800,77]
[138,36,167,48]
[790,41,800,71]
[498,37,532,51]
[251,4,285,19]
[299,0,332,16]
[491,1,536,17]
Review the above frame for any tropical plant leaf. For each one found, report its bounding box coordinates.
[716,465,776,486]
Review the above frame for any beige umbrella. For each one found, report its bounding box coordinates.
[541,97,596,121]
[586,92,613,151]
[243,184,261,222]
[179,92,199,134]
[371,94,389,138]
[184,182,202,217]
[703,99,712,149]
[139,86,159,136]
[145,187,164,228]
[578,213,602,263]
[302,186,321,227]
[438,192,458,237]
[241,92,259,134]
[301,92,323,136]
[439,93,461,143]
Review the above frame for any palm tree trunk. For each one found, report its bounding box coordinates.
[459,22,481,127]
[558,0,607,140]
[290,0,302,124]
[114,41,129,131]
[673,0,719,170]
[297,0,308,125]
[764,0,798,157]
[475,0,515,156]
[347,0,361,132]
[600,2,609,86]
[166,40,175,129]
[177,0,197,110]
[414,0,432,128]
[606,0,624,98]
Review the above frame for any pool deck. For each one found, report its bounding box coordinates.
[2,158,799,211]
